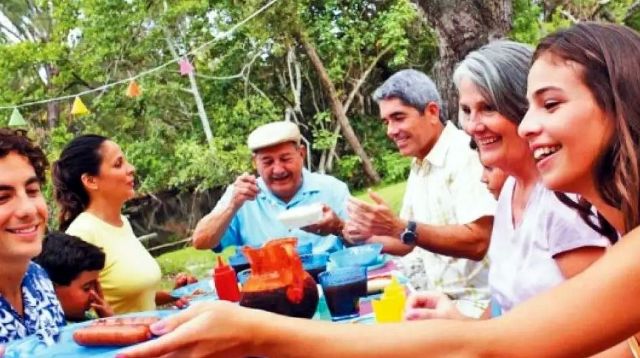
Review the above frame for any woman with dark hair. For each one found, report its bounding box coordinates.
[53,135,110,232]
[53,135,189,315]
[122,23,640,357]
[0,129,65,345]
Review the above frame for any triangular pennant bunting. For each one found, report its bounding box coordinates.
[179,58,194,76]
[70,96,90,116]
[8,108,27,127]
[126,80,142,97]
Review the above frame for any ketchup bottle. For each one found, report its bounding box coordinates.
[213,256,241,302]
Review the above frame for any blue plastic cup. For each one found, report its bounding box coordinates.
[296,241,313,255]
[318,266,367,321]
[301,253,329,282]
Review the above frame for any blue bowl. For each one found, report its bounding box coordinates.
[329,243,383,268]
[296,241,313,255]
[301,253,329,269]
[301,253,329,282]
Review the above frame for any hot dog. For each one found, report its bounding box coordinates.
[73,324,153,347]
[73,316,160,347]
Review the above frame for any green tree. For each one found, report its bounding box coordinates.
[0,0,435,197]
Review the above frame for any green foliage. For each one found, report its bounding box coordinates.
[510,0,639,45]
[312,129,339,151]
[0,0,436,202]
[540,8,573,36]
[376,151,411,184]
[624,2,640,30]
[352,180,407,214]
[510,0,542,44]
[335,154,363,186]
[336,149,410,189]
[168,138,252,191]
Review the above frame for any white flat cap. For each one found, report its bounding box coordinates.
[247,121,301,151]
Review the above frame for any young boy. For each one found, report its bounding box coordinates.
[34,232,113,322]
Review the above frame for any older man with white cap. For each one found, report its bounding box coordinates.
[192,121,349,254]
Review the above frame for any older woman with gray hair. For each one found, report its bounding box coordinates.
[405,40,615,322]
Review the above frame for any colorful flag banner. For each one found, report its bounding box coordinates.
[179,58,194,76]
[8,108,27,127]
[126,80,142,97]
[70,96,90,116]
[0,0,280,111]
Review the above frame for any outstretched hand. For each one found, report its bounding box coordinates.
[174,273,198,289]
[173,297,190,310]
[119,301,258,358]
[345,189,404,239]
[404,291,467,321]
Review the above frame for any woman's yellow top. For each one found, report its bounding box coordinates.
[66,212,161,314]
[629,336,640,358]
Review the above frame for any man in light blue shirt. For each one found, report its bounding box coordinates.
[192,121,349,254]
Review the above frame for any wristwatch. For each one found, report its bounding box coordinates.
[400,220,418,245]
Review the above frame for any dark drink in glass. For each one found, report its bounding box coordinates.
[239,238,319,319]
[240,280,319,318]
[319,267,367,321]
[306,267,326,283]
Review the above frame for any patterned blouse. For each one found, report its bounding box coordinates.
[0,262,66,345]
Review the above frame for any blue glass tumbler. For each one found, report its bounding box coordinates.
[318,266,367,321]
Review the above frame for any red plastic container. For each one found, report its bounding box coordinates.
[213,256,241,302]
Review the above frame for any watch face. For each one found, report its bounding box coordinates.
[401,231,416,245]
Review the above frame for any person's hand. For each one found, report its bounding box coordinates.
[404,291,467,321]
[90,283,114,318]
[341,220,369,244]
[229,173,259,211]
[301,204,344,236]
[0,343,5,357]
[174,273,198,289]
[346,190,405,238]
[119,301,259,358]
[173,296,190,309]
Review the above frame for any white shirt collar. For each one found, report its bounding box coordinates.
[413,121,456,169]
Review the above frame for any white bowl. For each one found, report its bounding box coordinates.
[277,204,323,229]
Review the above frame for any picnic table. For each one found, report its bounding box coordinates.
[4,257,410,357]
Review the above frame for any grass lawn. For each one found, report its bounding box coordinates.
[352,181,406,215]
[157,180,407,289]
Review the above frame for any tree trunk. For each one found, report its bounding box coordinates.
[297,32,381,184]
[414,0,513,124]
[44,64,59,129]
[163,30,214,145]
